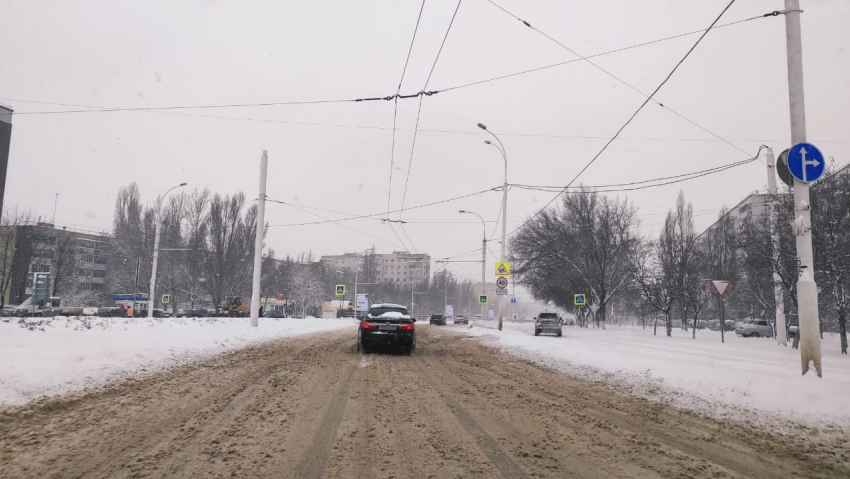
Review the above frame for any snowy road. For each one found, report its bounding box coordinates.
[1,326,847,478]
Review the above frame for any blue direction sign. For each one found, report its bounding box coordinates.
[787,142,825,183]
[478,295,488,304]
[510,298,517,304]
[574,294,587,306]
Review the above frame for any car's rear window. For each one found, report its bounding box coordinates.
[369,307,409,317]
[431,314,443,319]
[539,313,558,319]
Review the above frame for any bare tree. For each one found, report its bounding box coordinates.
[0,207,36,306]
[510,189,638,326]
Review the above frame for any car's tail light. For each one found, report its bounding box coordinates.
[398,322,414,331]
[361,321,378,330]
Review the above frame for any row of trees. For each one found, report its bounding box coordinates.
[510,166,850,354]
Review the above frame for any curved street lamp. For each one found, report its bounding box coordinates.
[460,209,488,323]
[478,122,508,330]
[148,182,187,317]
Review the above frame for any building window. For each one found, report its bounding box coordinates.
[34,235,56,245]
[38,249,55,259]
[80,254,94,263]
[93,270,106,278]
[79,269,92,277]
[94,256,108,265]
[79,282,92,291]
[32,264,51,273]
[79,240,95,249]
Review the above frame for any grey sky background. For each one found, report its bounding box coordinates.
[1,0,848,284]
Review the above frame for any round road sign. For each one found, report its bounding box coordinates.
[496,277,508,289]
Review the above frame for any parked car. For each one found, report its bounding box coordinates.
[262,310,284,318]
[534,312,562,337]
[735,319,774,338]
[177,309,208,318]
[474,314,482,320]
[563,317,576,326]
[453,315,468,325]
[429,314,446,326]
[1,305,17,316]
[357,303,415,355]
[789,324,799,339]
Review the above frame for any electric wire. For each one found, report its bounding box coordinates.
[265,185,501,227]
[502,0,741,239]
[397,0,464,219]
[280,201,406,249]
[387,0,427,218]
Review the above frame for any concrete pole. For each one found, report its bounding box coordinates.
[249,150,268,327]
[498,175,508,331]
[354,269,358,319]
[766,148,788,346]
[147,217,162,318]
[784,0,821,376]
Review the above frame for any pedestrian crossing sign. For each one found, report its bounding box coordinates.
[495,262,511,277]
[161,294,170,304]
[479,295,488,304]
[335,285,346,296]
[574,294,587,306]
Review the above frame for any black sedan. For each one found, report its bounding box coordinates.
[357,304,416,355]
[429,314,446,326]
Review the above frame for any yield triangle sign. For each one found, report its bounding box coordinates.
[712,280,731,298]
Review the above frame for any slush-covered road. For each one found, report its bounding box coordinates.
[1,326,846,478]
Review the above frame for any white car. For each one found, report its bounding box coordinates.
[735,320,773,338]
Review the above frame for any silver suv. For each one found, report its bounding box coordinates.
[735,320,773,338]
[534,312,562,337]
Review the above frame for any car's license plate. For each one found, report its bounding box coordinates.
[379,325,397,331]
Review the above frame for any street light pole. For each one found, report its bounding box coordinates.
[479,123,508,330]
[148,182,187,318]
[784,0,821,376]
[460,209,487,323]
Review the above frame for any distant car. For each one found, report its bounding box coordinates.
[1,305,17,317]
[534,312,562,337]
[474,314,482,320]
[357,303,415,355]
[563,317,576,326]
[177,309,208,318]
[262,310,284,318]
[736,320,773,338]
[453,315,468,325]
[429,314,446,326]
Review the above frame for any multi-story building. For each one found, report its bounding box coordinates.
[697,193,771,240]
[320,250,431,287]
[3,222,112,305]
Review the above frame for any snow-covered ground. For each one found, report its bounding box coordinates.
[457,321,850,425]
[0,316,356,406]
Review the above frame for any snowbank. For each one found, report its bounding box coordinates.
[0,316,356,406]
[459,322,850,424]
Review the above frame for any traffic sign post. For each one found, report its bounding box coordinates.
[496,277,508,289]
[478,295,488,304]
[161,294,170,304]
[712,280,731,344]
[574,294,587,306]
[335,285,346,296]
[510,298,516,304]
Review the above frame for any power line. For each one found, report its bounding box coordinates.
[265,185,500,227]
[16,97,833,146]
[502,0,740,240]
[387,221,413,251]
[482,0,770,165]
[398,0,464,219]
[1,10,786,120]
[280,201,406,249]
[398,222,418,253]
[511,155,761,194]
[388,0,427,218]
[437,14,772,94]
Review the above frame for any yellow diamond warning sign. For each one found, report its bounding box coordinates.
[494,262,511,277]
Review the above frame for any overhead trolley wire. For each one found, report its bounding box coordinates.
[500,0,741,240]
[481,0,782,164]
[397,0,465,220]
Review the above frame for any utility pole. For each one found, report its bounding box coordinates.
[766,148,788,346]
[479,123,508,331]
[249,150,268,327]
[784,0,821,376]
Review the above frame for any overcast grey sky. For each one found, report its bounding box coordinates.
[1,0,848,283]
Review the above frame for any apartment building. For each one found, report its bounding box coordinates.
[320,250,431,286]
[3,222,112,305]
